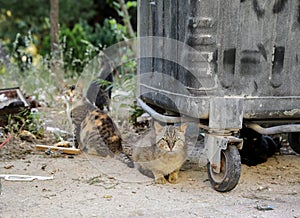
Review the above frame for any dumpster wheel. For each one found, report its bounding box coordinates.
[288,132,300,154]
[207,145,241,192]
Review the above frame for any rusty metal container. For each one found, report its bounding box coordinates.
[137,0,300,192]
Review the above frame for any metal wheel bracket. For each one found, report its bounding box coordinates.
[205,134,243,173]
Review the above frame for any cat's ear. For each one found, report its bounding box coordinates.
[153,121,164,134]
[179,123,188,134]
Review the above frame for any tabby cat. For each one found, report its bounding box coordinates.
[65,58,115,136]
[71,98,96,148]
[64,84,97,148]
[64,84,133,168]
[80,108,134,167]
[133,122,188,184]
[86,60,115,111]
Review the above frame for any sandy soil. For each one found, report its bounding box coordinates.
[0,153,299,218]
[0,102,299,217]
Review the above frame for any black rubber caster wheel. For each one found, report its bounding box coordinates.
[207,145,241,192]
[288,132,300,154]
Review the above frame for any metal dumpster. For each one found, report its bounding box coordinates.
[137,0,300,192]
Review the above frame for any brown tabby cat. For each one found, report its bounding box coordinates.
[80,108,134,168]
[133,122,188,184]
[64,84,97,148]
[64,85,133,167]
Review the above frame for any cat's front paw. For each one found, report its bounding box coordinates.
[155,176,168,184]
[168,171,179,184]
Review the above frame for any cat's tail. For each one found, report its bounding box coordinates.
[136,164,154,178]
[117,152,134,168]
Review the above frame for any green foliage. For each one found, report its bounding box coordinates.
[60,23,93,75]
[129,101,145,125]
[6,109,45,138]
[106,0,137,12]
[60,18,128,76]
[0,0,95,48]
[0,0,50,43]
[11,32,35,71]
[0,52,58,107]
[0,0,137,93]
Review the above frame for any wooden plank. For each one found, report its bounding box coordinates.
[35,144,81,155]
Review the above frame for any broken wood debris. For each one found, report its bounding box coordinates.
[35,144,81,155]
[19,130,36,142]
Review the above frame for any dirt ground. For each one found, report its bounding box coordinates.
[0,152,299,217]
[0,102,300,217]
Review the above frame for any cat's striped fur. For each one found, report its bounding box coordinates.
[133,122,188,184]
[65,83,133,168]
[80,109,133,167]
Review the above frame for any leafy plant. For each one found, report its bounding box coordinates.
[6,109,45,138]
[59,18,129,76]
[129,101,145,125]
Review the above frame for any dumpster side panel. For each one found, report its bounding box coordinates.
[138,0,300,121]
[217,0,240,90]
[286,0,300,96]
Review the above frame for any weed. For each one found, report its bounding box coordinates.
[6,109,45,138]
[129,101,144,125]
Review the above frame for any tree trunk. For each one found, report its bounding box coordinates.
[117,0,136,54]
[50,0,59,56]
[50,0,64,89]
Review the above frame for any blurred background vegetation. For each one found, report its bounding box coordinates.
[0,0,137,106]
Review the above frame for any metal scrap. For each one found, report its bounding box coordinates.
[0,87,29,127]
[0,174,54,181]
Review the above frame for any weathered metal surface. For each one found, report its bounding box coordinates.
[138,0,300,127]
[209,97,244,130]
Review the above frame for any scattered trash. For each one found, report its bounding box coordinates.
[25,95,41,108]
[46,127,69,135]
[35,144,81,155]
[256,204,274,211]
[45,148,52,155]
[280,139,297,155]
[0,174,54,181]
[0,132,12,148]
[41,164,47,171]
[103,194,113,199]
[257,186,272,191]
[0,94,8,102]
[45,127,71,142]
[54,141,71,147]
[19,130,36,142]
[4,165,14,169]
[136,112,151,123]
[0,87,29,127]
